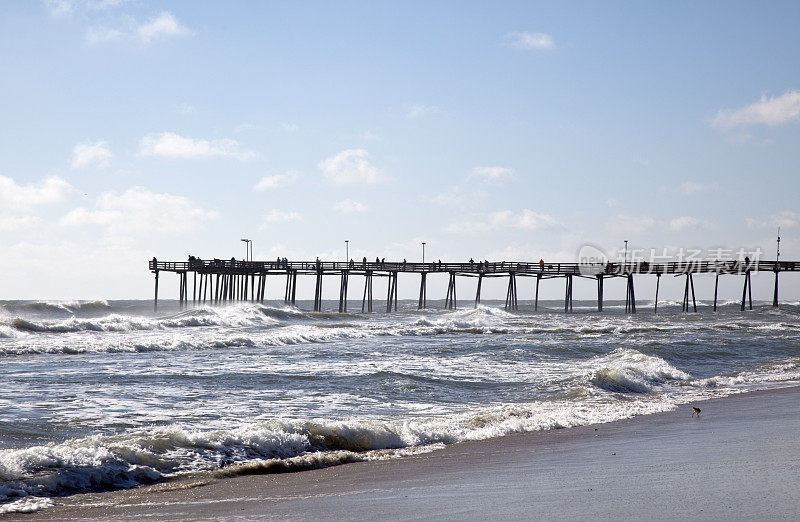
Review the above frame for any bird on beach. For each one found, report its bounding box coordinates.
[692,406,701,417]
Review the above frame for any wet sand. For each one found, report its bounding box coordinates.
[8,386,800,521]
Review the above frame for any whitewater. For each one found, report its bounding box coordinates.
[1,298,799,513]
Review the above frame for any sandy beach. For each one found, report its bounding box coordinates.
[5,385,799,521]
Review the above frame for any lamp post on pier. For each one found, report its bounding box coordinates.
[422,242,426,264]
[623,240,628,269]
[240,238,252,262]
[345,240,349,263]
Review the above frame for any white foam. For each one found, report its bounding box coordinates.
[0,496,53,514]
[583,348,692,394]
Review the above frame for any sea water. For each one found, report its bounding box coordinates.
[1,298,799,512]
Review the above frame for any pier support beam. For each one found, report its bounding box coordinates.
[713,273,719,311]
[475,273,483,308]
[339,270,349,313]
[418,272,427,309]
[182,272,189,310]
[314,270,323,312]
[564,274,573,313]
[773,268,780,307]
[285,270,297,305]
[654,273,660,313]
[153,270,159,312]
[534,274,541,311]
[682,273,697,312]
[625,274,636,314]
[741,270,753,311]
[505,272,518,311]
[445,272,457,310]
[362,271,373,313]
[596,275,604,312]
[386,271,398,312]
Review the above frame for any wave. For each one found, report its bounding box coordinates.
[2,304,306,335]
[585,348,692,394]
[0,324,376,356]
[1,345,798,508]
[0,395,675,505]
[1,300,111,315]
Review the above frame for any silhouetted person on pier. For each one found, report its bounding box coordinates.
[381,258,385,268]
[349,258,354,268]
[363,256,367,268]
[376,256,380,266]
[539,258,544,271]
[403,258,407,268]
[316,257,321,270]
[469,258,474,267]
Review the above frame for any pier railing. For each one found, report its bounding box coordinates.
[149,259,798,276]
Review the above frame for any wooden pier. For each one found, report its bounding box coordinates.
[149,258,799,313]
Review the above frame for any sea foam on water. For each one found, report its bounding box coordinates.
[1,299,799,511]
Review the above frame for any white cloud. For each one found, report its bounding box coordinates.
[606,214,657,236]
[470,166,515,182]
[0,215,41,232]
[136,12,192,43]
[60,186,217,235]
[85,26,123,44]
[447,209,559,234]
[281,122,299,133]
[333,199,367,214]
[491,209,559,230]
[712,90,800,129]
[45,0,75,17]
[85,11,192,46]
[667,216,716,232]
[0,175,73,211]
[260,210,301,229]
[405,104,441,119]
[319,149,386,184]
[746,211,800,230]
[85,0,127,10]
[424,186,466,206]
[140,132,256,160]
[505,31,555,51]
[178,102,196,115]
[71,140,113,169]
[680,181,710,195]
[254,171,299,191]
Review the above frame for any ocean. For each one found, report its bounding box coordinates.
[1,298,799,513]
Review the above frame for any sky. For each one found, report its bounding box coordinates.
[1,0,799,301]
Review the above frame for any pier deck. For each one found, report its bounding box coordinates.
[148,258,798,314]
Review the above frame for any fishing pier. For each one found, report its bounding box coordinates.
[149,258,798,313]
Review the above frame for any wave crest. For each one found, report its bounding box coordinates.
[587,348,692,394]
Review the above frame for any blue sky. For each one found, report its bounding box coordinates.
[1,1,799,301]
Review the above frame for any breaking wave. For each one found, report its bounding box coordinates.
[0,395,673,505]
[586,348,692,394]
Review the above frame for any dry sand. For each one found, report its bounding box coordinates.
[6,386,800,521]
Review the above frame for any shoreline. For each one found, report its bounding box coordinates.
[6,385,800,520]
